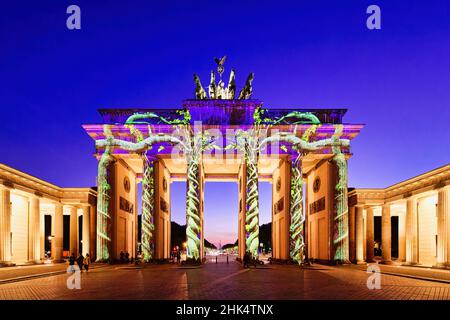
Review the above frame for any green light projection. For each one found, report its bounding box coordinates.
[331,125,349,263]
[141,155,155,262]
[95,105,351,264]
[260,122,350,264]
[289,155,304,264]
[96,125,114,262]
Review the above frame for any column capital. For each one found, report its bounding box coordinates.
[0,183,13,191]
[437,186,450,193]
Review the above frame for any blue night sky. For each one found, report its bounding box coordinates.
[1,1,449,246]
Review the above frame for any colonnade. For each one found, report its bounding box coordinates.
[349,186,450,267]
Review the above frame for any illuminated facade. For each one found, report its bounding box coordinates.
[349,164,450,267]
[2,61,447,268]
[82,61,363,264]
[0,164,96,266]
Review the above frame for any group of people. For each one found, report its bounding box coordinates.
[171,248,182,264]
[69,253,91,271]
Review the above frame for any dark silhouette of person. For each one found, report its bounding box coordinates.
[76,253,84,270]
[177,250,181,264]
[243,251,250,268]
[69,253,76,266]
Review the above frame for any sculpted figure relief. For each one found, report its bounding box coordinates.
[193,58,253,100]
[238,73,254,100]
[194,74,207,100]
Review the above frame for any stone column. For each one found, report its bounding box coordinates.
[381,204,392,263]
[355,206,364,263]
[398,212,406,262]
[52,203,64,261]
[82,205,90,256]
[365,207,375,262]
[28,197,41,262]
[437,188,450,267]
[69,206,78,255]
[90,205,96,260]
[0,188,12,265]
[348,205,356,263]
[40,212,45,260]
[405,198,418,264]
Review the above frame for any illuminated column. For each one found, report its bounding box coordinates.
[437,188,450,267]
[244,152,260,260]
[96,148,114,262]
[398,211,406,262]
[82,205,90,256]
[348,205,356,263]
[0,187,12,265]
[40,210,45,260]
[290,157,304,264]
[141,155,155,262]
[52,203,64,261]
[69,206,78,255]
[405,198,418,264]
[355,206,364,263]
[381,204,392,263]
[28,197,41,262]
[332,153,349,263]
[186,156,202,262]
[365,207,375,262]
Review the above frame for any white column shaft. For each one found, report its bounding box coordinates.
[437,188,450,266]
[28,197,40,262]
[82,206,90,256]
[0,188,12,263]
[69,207,78,255]
[405,198,418,264]
[52,204,64,261]
[365,207,374,262]
[355,206,364,262]
[381,204,392,262]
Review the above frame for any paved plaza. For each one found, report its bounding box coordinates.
[0,261,450,300]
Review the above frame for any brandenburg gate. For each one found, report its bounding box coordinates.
[83,59,363,264]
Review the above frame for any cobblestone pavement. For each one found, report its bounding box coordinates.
[351,263,450,283]
[0,262,106,283]
[0,262,449,300]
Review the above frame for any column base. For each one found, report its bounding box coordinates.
[432,263,450,270]
[379,259,394,265]
[365,258,375,263]
[356,260,366,265]
[402,261,418,266]
[0,262,15,267]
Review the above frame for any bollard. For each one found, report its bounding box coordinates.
[216,256,218,264]
[227,255,229,264]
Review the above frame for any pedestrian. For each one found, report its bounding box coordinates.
[76,253,84,270]
[120,251,125,263]
[83,253,91,272]
[177,249,181,264]
[125,251,130,263]
[243,251,249,268]
[69,253,76,266]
